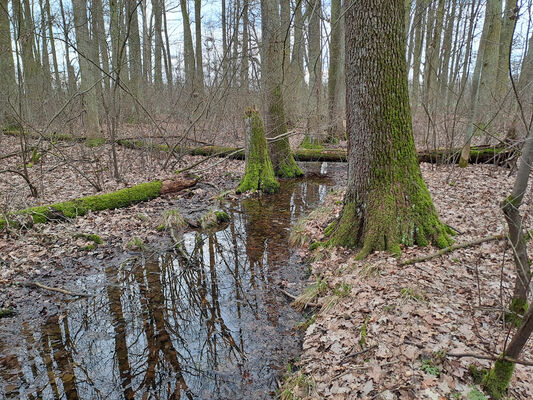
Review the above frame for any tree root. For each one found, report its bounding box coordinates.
[400,233,506,266]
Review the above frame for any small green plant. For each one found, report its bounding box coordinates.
[466,388,487,400]
[0,308,16,318]
[200,209,229,229]
[359,316,370,348]
[400,287,426,302]
[420,358,441,377]
[135,213,149,222]
[296,314,316,331]
[85,137,106,148]
[126,237,145,250]
[73,233,103,250]
[333,282,352,298]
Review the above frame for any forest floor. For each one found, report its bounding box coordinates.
[1,133,532,399]
[288,163,533,400]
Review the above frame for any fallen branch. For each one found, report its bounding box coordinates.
[19,281,91,297]
[446,352,533,367]
[400,234,505,266]
[342,344,378,361]
[279,288,319,308]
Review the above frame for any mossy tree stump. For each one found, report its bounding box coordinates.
[236,108,280,194]
[327,0,452,258]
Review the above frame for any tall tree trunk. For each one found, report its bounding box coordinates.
[162,0,173,90]
[194,0,204,91]
[410,0,426,113]
[327,0,343,140]
[329,0,451,257]
[14,0,41,119]
[477,0,502,110]
[424,0,445,112]
[438,0,456,107]
[287,0,307,119]
[241,0,249,90]
[222,0,228,81]
[141,0,152,85]
[126,0,143,116]
[92,0,110,92]
[460,0,499,167]
[495,0,519,98]
[306,0,323,143]
[153,0,163,88]
[180,0,195,89]
[0,0,16,125]
[38,0,52,96]
[59,0,76,96]
[72,0,101,136]
[45,0,61,93]
[261,0,302,177]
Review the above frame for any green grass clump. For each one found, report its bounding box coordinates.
[200,209,230,230]
[299,137,324,150]
[85,138,106,147]
[126,237,145,250]
[294,276,328,311]
[400,287,426,303]
[278,364,315,400]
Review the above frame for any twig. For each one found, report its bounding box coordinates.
[446,352,533,367]
[19,281,91,297]
[341,344,378,361]
[279,288,319,308]
[399,233,505,265]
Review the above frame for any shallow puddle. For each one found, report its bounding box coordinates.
[0,163,343,400]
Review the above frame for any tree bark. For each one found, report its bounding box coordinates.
[327,0,343,141]
[72,0,101,136]
[329,0,452,257]
[306,0,323,143]
[495,0,518,98]
[180,0,195,89]
[194,0,204,91]
[410,0,426,113]
[0,0,16,125]
[261,0,303,177]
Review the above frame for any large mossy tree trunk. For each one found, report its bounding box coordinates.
[261,0,303,178]
[237,108,279,194]
[329,0,452,258]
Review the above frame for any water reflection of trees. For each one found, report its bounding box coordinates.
[1,179,331,400]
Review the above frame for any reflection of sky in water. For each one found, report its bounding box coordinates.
[1,172,338,400]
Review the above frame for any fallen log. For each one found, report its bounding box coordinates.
[118,141,512,165]
[1,176,196,229]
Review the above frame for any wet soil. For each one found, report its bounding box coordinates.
[0,162,346,400]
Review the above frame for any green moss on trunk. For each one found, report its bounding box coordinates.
[1,181,162,228]
[327,0,452,258]
[237,109,280,194]
[483,359,515,399]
